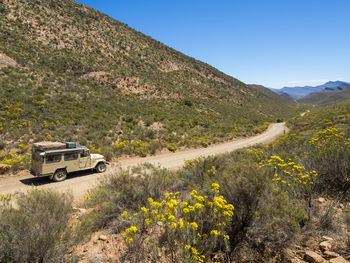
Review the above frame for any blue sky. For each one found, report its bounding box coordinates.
[75,0,349,89]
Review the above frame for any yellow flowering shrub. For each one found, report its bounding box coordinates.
[121,183,234,262]
[260,155,318,187]
[309,127,344,149]
[0,153,31,171]
[247,148,266,162]
[89,145,102,153]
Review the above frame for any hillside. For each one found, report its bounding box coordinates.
[1,100,348,262]
[272,81,350,99]
[298,84,350,105]
[0,0,294,163]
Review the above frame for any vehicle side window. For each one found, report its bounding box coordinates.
[80,151,90,158]
[46,154,62,163]
[64,153,78,161]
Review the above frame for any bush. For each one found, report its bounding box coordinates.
[0,189,74,263]
[180,150,307,258]
[84,164,180,232]
[0,152,31,172]
[249,190,306,252]
[304,127,350,200]
[318,202,340,234]
[167,143,178,152]
[218,165,271,250]
[183,99,193,107]
[121,183,233,262]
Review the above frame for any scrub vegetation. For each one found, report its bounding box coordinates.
[0,0,295,168]
[1,100,349,261]
[1,0,349,261]
[78,100,350,261]
[0,189,79,263]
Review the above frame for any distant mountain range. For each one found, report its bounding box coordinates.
[298,84,350,105]
[271,81,350,99]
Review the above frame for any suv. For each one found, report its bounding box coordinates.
[30,142,108,182]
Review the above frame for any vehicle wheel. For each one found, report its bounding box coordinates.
[53,169,67,182]
[95,162,107,173]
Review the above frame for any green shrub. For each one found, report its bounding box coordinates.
[167,143,178,152]
[217,164,272,250]
[250,190,306,251]
[0,189,75,263]
[318,202,340,233]
[84,164,180,232]
[183,99,193,107]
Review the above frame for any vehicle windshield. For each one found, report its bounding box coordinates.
[80,150,90,158]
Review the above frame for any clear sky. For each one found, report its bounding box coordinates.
[75,0,349,89]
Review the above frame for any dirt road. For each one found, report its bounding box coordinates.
[0,123,287,204]
[300,110,310,117]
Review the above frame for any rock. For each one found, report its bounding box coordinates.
[0,164,10,174]
[318,197,326,203]
[306,240,318,249]
[92,235,99,244]
[77,208,87,214]
[0,53,17,68]
[330,257,350,263]
[73,207,87,213]
[319,241,332,251]
[294,245,303,250]
[322,236,334,242]
[290,259,307,263]
[284,248,295,258]
[304,251,327,263]
[323,251,340,259]
[291,259,308,263]
[338,204,344,209]
[98,235,108,241]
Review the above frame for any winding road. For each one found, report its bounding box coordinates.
[0,123,288,203]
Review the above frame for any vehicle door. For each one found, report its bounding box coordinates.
[44,153,63,175]
[79,150,91,169]
[64,152,79,172]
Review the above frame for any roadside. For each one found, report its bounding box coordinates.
[0,123,288,204]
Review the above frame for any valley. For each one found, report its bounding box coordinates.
[0,0,349,262]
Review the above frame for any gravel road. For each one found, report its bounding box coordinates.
[0,122,287,204]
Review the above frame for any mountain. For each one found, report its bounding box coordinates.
[0,0,295,159]
[272,81,350,99]
[298,84,350,105]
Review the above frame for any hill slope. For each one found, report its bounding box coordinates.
[0,0,294,160]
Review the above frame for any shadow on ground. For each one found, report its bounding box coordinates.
[19,169,96,186]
